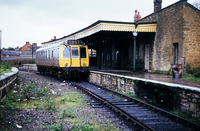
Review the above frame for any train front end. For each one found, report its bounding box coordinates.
[59,40,89,79]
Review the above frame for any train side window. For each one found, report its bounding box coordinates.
[80,47,86,58]
[63,47,70,59]
[72,47,78,58]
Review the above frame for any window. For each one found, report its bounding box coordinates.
[88,49,96,57]
[72,47,78,58]
[63,47,70,59]
[80,47,86,58]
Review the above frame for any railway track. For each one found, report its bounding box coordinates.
[70,81,200,131]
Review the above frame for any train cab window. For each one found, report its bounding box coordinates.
[80,47,86,58]
[63,47,70,59]
[72,47,78,58]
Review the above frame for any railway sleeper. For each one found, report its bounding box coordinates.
[127,110,154,114]
[116,105,140,108]
[154,125,190,131]
[120,106,146,110]
[137,117,166,122]
[109,102,135,105]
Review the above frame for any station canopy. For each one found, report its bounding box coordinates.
[42,20,156,47]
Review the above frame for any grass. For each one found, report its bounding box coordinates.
[117,90,144,101]
[0,62,13,75]
[170,110,200,124]
[183,73,200,82]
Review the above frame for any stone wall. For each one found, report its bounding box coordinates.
[182,4,200,68]
[178,90,200,118]
[138,1,200,71]
[88,71,200,119]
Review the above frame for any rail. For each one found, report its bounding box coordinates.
[0,67,19,101]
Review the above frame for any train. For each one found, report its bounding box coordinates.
[36,39,89,79]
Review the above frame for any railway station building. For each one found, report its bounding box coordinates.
[42,0,200,72]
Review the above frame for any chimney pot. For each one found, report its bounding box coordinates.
[154,0,162,13]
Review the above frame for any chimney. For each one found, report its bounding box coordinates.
[134,10,141,22]
[154,0,162,13]
[138,12,141,20]
[26,41,30,45]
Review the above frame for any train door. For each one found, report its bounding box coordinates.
[71,46,80,67]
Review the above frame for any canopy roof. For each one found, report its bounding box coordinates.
[42,20,156,47]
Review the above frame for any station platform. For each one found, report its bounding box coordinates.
[90,67,200,89]
[19,64,200,89]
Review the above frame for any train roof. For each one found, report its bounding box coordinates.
[36,39,85,52]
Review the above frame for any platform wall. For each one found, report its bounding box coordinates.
[88,71,200,120]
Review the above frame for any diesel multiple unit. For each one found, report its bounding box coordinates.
[36,40,89,79]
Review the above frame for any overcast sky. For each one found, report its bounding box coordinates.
[0,0,197,48]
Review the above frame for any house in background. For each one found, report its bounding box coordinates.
[1,50,20,57]
[1,42,40,59]
[19,42,32,52]
[19,42,39,56]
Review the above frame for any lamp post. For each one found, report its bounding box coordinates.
[132,32,138,72]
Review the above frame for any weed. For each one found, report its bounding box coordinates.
[186,64,191,74]
[183,74,200,82]
[0,93,22,110]
[61,109,75,119]
[23,120,32,124]
[72,123,94,131]
[133,79,139,84]
[16,75,22,85]
[0,62,13,75]
[37,87,50,97]
[0,113,3,120]
[20,80,38,99]
[46,123,63,131]
[171,110,200,124]
[43,95,56,111]
[33,103,41,108]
